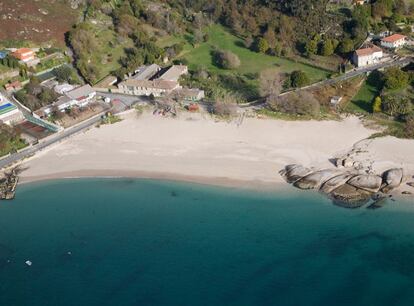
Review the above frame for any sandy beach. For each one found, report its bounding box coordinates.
[17,110,414,193]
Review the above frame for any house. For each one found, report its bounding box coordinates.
[117,79,181,97]
[0,94,24,125]
[353,46,383,67]
[65,84,96,107]
[381,34,407,49]
[11,48,35,62]
[10,48,40,67]
[4,80,23,92]
[177,88,205,101]
[34,85,96,118]
[34,96,74,117]
[158,65,188,82]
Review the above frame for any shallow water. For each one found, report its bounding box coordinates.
[0,178,414,306]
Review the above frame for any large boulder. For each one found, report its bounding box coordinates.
[280,164,312,183]
[381,168,403,192]
[320,173,355,194]
[330,183,373,207]
[294,169,341,190]
[347,175,382,193]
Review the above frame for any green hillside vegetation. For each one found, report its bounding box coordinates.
[172,25,330,81]
[0,125,26,157]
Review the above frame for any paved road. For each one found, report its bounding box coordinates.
[0,113,104,170]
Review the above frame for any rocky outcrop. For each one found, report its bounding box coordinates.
[279,164,312,184]
[381,168,404,192]
[330,184,372,208]
[320,173,354,194]
[279,163,410,209]
[347,175,382,193]
[293,169,341,190]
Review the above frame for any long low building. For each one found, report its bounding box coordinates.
[117,79,181,97]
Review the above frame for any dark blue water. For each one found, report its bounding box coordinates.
[0,178,414,306]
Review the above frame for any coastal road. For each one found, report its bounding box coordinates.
[0,113,104,170]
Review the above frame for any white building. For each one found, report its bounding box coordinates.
[353,45,383,67]
[380,34,407,49]
[117,79,181,97]
[34,84,96,118]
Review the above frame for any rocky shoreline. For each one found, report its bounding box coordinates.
[0,168,19,200]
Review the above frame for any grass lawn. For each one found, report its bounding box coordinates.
[174,25,330,83]
[347,80,380,113]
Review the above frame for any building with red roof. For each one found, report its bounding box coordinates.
[381,34,407,49]
[353,45,383,67]
[11,48,36,62]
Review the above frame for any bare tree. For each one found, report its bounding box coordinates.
[259,69,283,97]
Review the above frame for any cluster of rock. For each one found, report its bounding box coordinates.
[0,168,19,200]
[280,164,405,208]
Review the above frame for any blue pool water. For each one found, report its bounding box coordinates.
[0,178,413,306]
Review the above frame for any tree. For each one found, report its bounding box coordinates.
[337,38,354,54]
[321,39,334,56]
[259,69,283,97]
[256,38,269,54]
[383,67,409,90]
[290,70,310,88]
[373,96,382,113]
[305,39,318,56]
[214,50,241,69]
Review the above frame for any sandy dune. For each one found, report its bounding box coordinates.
[21,111,407,189]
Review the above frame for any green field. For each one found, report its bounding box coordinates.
[347,80,380,113]
[162,25,331,83]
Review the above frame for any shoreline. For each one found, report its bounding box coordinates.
[14,111,414,201]
[19,169,288,192]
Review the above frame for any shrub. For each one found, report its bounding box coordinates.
[214,50,241,69]
[372,96,382,113]
[267,91,320,116]
[290,70,310,88]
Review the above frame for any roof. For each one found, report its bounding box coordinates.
[94,76,118,88]
[178,88,205,97]
[121,79,179,90]
[66,84,95,100]
[158,65,188,82]
[355,45,382,57]
[382,34,406,43]
[132,64,161,80]
[13,48,34,55]
[0,103,17,116]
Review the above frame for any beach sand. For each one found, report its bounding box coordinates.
[20,111,413,191]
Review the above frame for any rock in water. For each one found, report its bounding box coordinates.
[381,168,403,192]
[320,173,355,194]
[279,164,312,183]
[330,184,372,207]
[294,169,341,190]
[347,175,382,193]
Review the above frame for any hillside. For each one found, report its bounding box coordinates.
[0,0,80,46]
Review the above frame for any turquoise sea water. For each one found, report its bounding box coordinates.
[0,178,414,306]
